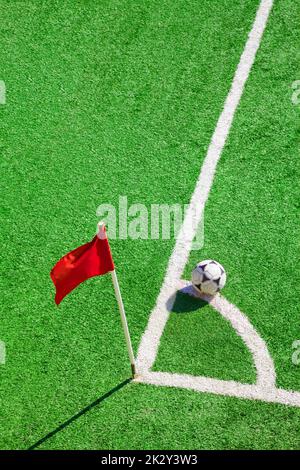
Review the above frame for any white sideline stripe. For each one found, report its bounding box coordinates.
[137,0,274,374]
[135,372,300,408]
[178,281,276,389]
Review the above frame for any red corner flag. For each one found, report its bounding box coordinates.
[50,225,114,305]
[50,222,136,378]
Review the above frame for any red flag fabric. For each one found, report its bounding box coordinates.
[50,233,114,305]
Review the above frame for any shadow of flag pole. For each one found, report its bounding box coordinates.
[97,222,137,379]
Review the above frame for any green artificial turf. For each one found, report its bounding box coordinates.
[36,383,300,450]
[0,0,299,450]
[153,295,256,383]
[155,0,300,396]
[183,0,300,393]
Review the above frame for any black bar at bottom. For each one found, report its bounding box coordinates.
[0,450,297,465]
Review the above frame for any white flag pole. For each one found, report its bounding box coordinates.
[97,222,137,379]
[110,269,136,378]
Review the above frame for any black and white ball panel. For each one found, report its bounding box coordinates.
[192,259,226,295]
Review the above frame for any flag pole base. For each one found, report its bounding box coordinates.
[131,363,137,379]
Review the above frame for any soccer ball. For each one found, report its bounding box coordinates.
[191,259,226,295]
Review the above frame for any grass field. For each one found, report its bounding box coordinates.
[0,0,300,450]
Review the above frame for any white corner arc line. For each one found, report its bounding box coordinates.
[177,281,276,389]
[137,0,275,374]
[210,293,276,389]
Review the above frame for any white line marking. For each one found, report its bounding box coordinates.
[0,340,6,365]
[133,0,300,409]
[136,372,300,408]
[136,280,300,407]
[178,281,276,389]
[137,0,275,374]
